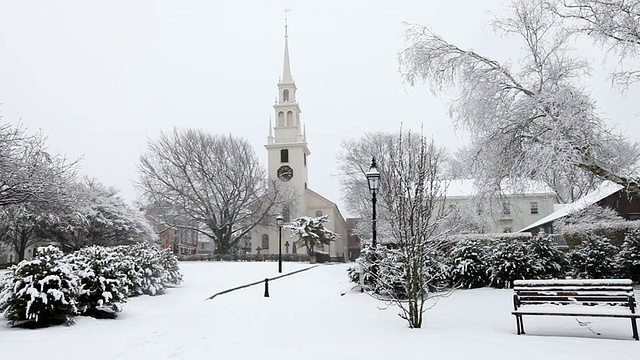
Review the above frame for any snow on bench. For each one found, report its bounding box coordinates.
[511,279,640,340]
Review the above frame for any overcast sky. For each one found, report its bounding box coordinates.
[1,0,638,218]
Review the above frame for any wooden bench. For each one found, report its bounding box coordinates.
[512,279,640,340]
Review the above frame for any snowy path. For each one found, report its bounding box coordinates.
[1,262,638,359]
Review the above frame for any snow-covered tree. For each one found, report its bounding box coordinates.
[399,0,640,198]
[554,204,624,233]
[0,246,78,327]
[285,215,339,256]
[528,230,569,279]
[0,123,76,207]
[40,178,155,252]
[138,128,293,254]
[377,130,454,329]
[550,0,640,90]
[0,203,44,262]
[64,246,128,318]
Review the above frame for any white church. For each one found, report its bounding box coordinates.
[249,24,348,261]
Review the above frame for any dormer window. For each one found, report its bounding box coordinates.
[283,89,289,102]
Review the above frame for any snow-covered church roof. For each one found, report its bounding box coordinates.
[519,181,623,232]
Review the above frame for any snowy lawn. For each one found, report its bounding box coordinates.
[1,262,639,359]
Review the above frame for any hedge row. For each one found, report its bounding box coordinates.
[349,229,640,296]
[0,243,182,328]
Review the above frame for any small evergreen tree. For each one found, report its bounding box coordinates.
[447,238,491,289]
[286,215,339,256]
[0,246,78,327]
[569,234,619,278]
[617,229,640,282]
[65,246,128,318]
[159,247,183,287]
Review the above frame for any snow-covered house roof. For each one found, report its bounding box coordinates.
[444,179,554,199]
[519,181,623,232]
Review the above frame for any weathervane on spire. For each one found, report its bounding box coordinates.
[284,6,292,39]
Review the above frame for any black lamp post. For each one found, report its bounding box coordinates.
[366,157,380,248]
[276,214,284,273]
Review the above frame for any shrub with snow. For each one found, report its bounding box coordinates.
[0,246,78,327]
[568,234,619,279]
[446,238,491,289]
[488,240,535,289]
[159,247,183,287]
[527,231,569,279]
[116,243,169,296]
[65,246,128,318]
[617,229,640,282]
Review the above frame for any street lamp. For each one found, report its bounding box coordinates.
[276,214,284,273]
[366,157,380,248]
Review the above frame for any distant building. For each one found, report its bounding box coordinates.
[249,24,348,261]
[445,179,557,234]
[520,181,640,234]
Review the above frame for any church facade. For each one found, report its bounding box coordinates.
[249,26,348,261]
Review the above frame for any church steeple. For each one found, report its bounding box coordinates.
[282,20,293,83]
[271,13,303,142]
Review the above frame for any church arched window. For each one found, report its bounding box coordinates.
[261,234,269,250]
[286,111,293,126]
[283,207,291,223]
[281,149,289,163]
[278,111,284,127]
[283,89,289,102]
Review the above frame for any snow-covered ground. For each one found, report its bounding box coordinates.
[1,262,639,359]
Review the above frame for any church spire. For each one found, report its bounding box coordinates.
[282,7,293,83]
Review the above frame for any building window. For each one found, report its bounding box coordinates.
[304,153,307,166]
[281,149,289,163]
[530,201,539,214]
[629,213,640,221]
[315,210,323,217]
[286,111,293,126]
[502,202,511,215]
[283,207,290,223]
[283,89,289,102]
[278,111,284,127]
[261,234,269,250]
[503,228,512,233]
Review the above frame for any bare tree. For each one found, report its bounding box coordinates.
[399,0,640,198]
[549,0,640,90]
[362,130,454,329]
[138,128,291,254]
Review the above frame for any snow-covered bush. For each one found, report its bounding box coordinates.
[349,244,448,300]
[616,229,640,282]
[527,231,569,279]
[65,246,128,318]
[159,247,183,287]
[568,234,619,279]
[488,240,535,289]
[0,246,78,327]
[446,238,491,289]
[116,243,169,296]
